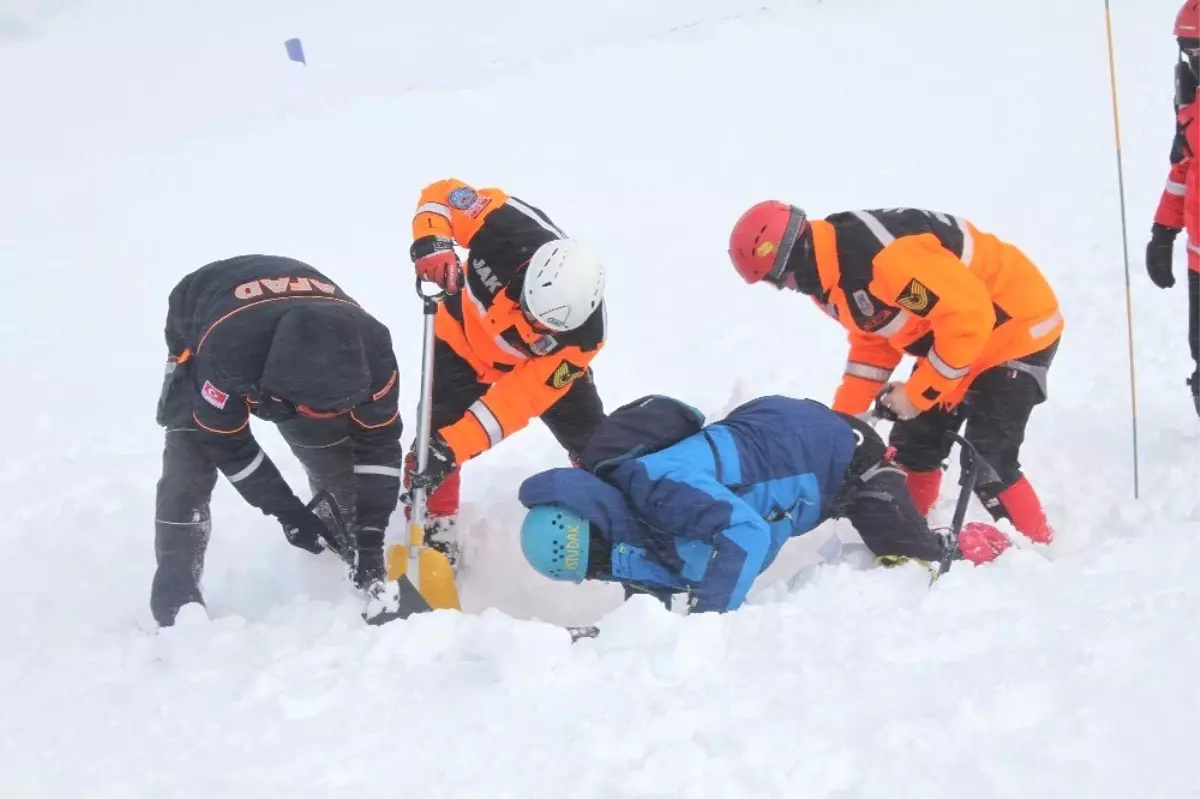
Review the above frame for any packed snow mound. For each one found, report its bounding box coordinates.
[1,0,1198,795]
[2,534,1196,797]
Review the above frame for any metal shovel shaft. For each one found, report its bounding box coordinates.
[407,289,441,591]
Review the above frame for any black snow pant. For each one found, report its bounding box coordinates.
[152,362,360,626]
[1188,269,1198,402]
[832,413,947,564]
[430,337,606,459]
[888,339,1058,510]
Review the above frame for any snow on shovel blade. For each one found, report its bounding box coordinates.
[362,576,431,626]
[306,491,437,623]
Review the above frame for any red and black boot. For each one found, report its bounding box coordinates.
[982,475,1055,544]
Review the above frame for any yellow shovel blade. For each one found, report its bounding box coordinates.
[385,535,461,611]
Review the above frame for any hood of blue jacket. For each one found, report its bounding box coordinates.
[518,467,642,544]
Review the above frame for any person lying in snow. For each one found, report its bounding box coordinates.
[517,394,1010,613]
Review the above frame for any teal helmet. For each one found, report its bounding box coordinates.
[520,504,590,582]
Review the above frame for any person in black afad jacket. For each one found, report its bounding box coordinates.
[153,255,404,626]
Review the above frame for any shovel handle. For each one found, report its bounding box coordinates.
[415,275,447,307]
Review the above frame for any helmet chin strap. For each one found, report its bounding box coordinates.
[789,227,823,297]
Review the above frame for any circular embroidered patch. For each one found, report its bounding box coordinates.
[448,187,478,209]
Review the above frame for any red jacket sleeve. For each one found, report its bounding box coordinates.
[1155,158,1189,230]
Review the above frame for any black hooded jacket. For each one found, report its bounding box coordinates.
[161,255,403,528]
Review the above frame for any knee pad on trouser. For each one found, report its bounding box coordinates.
[151,513,211,627]
[979,475,1054,544]
[900,467,943,517]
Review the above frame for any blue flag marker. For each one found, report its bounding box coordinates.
[285,37,306,65]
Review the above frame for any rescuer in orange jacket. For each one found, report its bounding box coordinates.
[406,178,608,561]
[728,203,1063,546]
[1146,0,1200,416]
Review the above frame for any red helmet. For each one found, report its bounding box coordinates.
[728,200,810,286]
[1177,0,1198,38]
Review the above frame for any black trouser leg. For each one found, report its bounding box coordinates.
[888,342,1054,524]
[843,467,947,562]
[956,343,1055,519]
[540,368,606,460]
[1189,269,1199,366]
[888,403,963,472]
[959,370,1040,499]
[152,430,218,626]
[277,415,357,549]
[836,414,946,563]
[277,417,356,520]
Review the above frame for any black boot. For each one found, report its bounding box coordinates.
[1188,370,1199,418]
[151,516,211,627]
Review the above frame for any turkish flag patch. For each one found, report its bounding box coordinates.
[201,380,229,410]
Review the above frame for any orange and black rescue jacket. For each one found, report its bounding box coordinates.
[412,179,606,463]
[808,209,1064,415]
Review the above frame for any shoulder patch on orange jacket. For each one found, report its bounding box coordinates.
[545,360,586,389]
[896,278,940,316]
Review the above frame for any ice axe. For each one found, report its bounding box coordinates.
[935,431,1001,577]
[384,277,461,612]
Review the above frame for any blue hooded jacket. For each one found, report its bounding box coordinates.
[517,395,856,612]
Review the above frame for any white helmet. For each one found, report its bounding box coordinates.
[521,239,606,332]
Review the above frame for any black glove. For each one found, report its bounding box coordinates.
[1146,223,1180,289]
[405,432,457,497]
[351,526,387,589]
[278,507,334,555]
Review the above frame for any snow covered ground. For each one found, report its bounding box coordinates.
[1,0,1198,796]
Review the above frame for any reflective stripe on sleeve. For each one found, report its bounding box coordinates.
[416,202,451,219]
[877,310,911,337]
[928,349,971,380]
[1029,310,1063,339]
[845,362,892,382]
[468,400,504,447]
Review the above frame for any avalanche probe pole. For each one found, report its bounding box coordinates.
[1103,0,1142,499]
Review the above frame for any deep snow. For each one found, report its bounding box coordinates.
[0,0,1197,796]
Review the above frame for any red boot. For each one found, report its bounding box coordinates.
[957,522,1012,565]
[901,467,943,517]
[995,476,1054,544]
